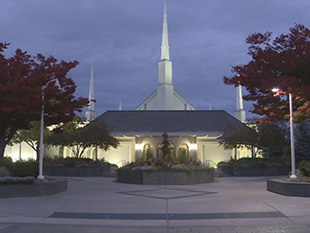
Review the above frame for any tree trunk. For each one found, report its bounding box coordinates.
[0,127,18,159]
[36,144,40,161]
[251,146,255,158]
[0,132,7,159]
[0,140,6,159]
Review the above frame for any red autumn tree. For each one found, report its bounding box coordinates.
[0,42,88,159]
[224,24,310,122]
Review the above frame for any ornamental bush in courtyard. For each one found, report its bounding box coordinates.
[299,160,310,177]
[119,132,207,172]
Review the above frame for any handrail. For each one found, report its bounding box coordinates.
[205,159,217,168]
[116,160,127,167]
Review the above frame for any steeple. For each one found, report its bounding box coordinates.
[157,0,173,109]
[85,63,96,122]
[161,1,170,60]
[235,84,246,123]
[135,1,195,111]
[119,99,122,111]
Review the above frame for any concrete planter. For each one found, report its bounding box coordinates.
[0,179,67,198]
[267,179,310,197]
[44,166,110,177]
[233,166,290,176]
[117,170,214,184]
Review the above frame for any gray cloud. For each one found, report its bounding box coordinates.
[1,0,310,119]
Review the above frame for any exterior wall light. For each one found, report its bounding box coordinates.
[188,144,197,151]
[135,144,144,151]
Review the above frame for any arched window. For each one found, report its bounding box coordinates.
[143,144,154,159]
[157,141,175,159]
[178,143,190,163]
[178,144,189,157]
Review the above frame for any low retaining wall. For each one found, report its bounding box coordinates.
[235,167,290,176]
[117,170,214,184]
[267,179,310,197]
[0,179,67,198]
[219,166,290,176]
[44,166,110,177]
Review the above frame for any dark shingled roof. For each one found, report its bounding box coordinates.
[91,110,246,137]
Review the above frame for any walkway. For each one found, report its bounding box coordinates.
[0,177,309,233]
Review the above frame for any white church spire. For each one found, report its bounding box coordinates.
[119,99,122,111]
[235,83,246,123]
[161,1,170,60]
[85,63,96,122]
[135,1,195,111]
[157,1,173,109]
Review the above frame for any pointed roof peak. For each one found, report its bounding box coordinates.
[161,0,170,60]
[86,63,96,122]
[164,0,167,14]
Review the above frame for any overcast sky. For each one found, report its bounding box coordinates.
[1,0,310,119]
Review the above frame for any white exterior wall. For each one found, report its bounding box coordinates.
[4,142,36,161]
[99,139,135,166]
[4,136,252,168]
[135,136,196,158]
[198,140,233,167]
[136,90,195,111]
[158,59,172,85]
[157,84,174,110]
[136,92,158,110]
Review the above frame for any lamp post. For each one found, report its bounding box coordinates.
[37,90,45,180]
[37,79,59,180]
[272,88,297,180]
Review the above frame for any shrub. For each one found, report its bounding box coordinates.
[299,160,310,177]
[217,157,289,171]
[0,157,14,171]
[217,161,233,170]
[0,166,10,177]
[10,160,39,177]
[0,176,35,185]
[44,157,117,169]
[0,158,38,177]
[177,148,192,164]
[145,147,154,162]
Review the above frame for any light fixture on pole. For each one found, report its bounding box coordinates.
[272,88,297,180]
[37,79,59,180]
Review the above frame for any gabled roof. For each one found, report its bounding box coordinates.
[135,89,157,109]
[135,89,195,110]
[91,110,245,137]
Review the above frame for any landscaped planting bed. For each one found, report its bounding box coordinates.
[0,179,67,198]
[117,168,214,185]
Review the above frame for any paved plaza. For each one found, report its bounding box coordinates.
[0,176,309,233]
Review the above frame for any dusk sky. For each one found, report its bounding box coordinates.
[1,0,310,119]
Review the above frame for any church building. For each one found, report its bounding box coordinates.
[86,2,250,167]
[4,2,251,166]
[136,3,195,111]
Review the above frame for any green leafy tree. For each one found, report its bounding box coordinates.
[11,121,51,161]
[257,122,289,159]
[46,118,118,158]
[295,120,310,161]
[221,122,289,159]
[220,125,260,158]
[224,24,310,122]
